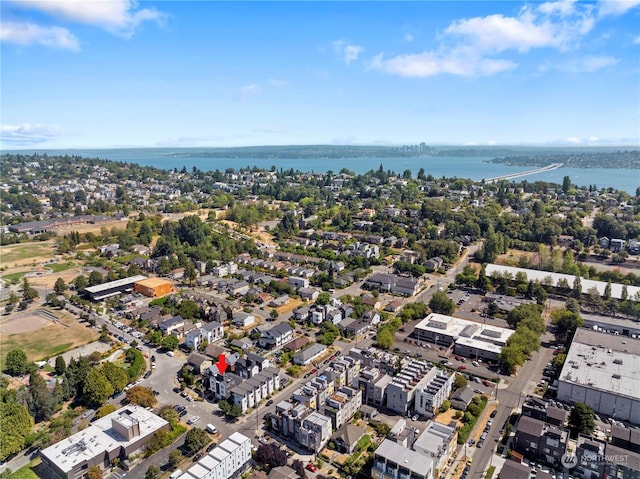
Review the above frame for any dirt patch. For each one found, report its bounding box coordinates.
[27,266,85,289]
[0,241,56,268]
[496,249,538,267]
[0,307,99,365]
[273,297,306,315]
[435,408,461,426]
[0,310,52,334]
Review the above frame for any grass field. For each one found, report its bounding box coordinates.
[0,309,99,369]
[46,261,76,273]
[0,241,55,265]
[1,271,29,282]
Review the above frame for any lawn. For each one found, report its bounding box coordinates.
[0,241,55,265]
[8,458,41,479]
[0,310,99,369]
[46,262,76,273]
[1,271,29,283]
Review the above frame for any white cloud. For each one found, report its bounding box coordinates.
[0,21,80,50]
[598,0,640,17]
[405,33,414,43]
[445,12,560,53]
[10,0,166,38]
[0,123,62,145]
[369,2,603,79]
[538,0,577,16]
[369,50,517,78]
[332,40,364,64]
[634,35,640,44]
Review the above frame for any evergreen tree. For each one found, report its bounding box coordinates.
[54,355,66,376]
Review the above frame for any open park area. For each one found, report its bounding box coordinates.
[0,307,98,370]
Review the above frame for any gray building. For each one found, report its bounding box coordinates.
[293,343,327,365]
[557,329,640,425]
[513,416,569,466]
[386,360,436,415]
[357,367,392,407]
[372,439,434,479]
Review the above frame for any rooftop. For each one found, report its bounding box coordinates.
[84,275,147,294]
[559,329,640,400]
[375,439,434,477]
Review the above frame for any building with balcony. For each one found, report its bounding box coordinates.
[372,439,434,479]
[322,386,362,429]
[357,367,392,407]
[414,370,455,419]
[177,432,251,479]
[386,360,436,415]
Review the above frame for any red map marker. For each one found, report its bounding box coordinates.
[217,354,227,375]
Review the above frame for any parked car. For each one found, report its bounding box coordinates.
[193,453,202,462]
[458,365,466,370]
[472,361,480,367]
[187,416,200,425]
[490,410,497,418]
[306,464,318,472]
[266,400,274,407]
[474,388,485,394]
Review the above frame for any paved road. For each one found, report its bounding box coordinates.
[464,329,555,478]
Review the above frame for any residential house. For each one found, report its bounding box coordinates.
[514,416,569,466]
[258,323,294,350]
[184,321,223,351]
[158,316,185,336]
[293,344,327,365]
[229,367,281,413]
[332,424,367,454]
[233,312,256,328]
[186,352,212,375]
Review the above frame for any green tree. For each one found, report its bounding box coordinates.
[83,368,115,407]
[26,370,59,422]
[569,402,595,438]
[375,328,394,350]
[454,374,468,390]
[429,291,456,315]
[161,335,179,351]
[55,355,66,376]
[184,428,210,456]
[125,386,157,408]
[21,278,38,301]
[158,405,179,426]
[54,277,67,295]
[506,303,543,328]
[551,309,584,344]
[0,402,33,461]
[4,348,28,376]
[270,309,279,320]
[145,465,161,479]
[100,362,129,393]
[96,404,117,418]
[184,262,197,286]
[169,449,183,467]
[74,275,88,292]
[315,292,331,306]
[87,466,103,479]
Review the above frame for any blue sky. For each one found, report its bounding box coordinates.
[1,0,639,148]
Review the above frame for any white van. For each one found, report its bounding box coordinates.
[206,423,218,434]
[169,470,183,479]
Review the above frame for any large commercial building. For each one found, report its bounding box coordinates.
[413,313,514,362]
[364,273,421,296]
[40,405,169,479]
[178,432,251,479]
[84,275,147,301]
[133,277,175,297]
[485,264,640,301]
[557,329,640,425]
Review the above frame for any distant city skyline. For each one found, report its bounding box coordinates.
[1,1,639,149]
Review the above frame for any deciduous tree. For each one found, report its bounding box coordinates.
[4,349,28,376]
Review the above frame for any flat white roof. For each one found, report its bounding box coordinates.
[375,439,434,477]
[486,264,639,301]
[180,432,250,479]
[415,313,514,346]
[455,336,505,354]
[40,405,168,473]
[85,275,147,294]
[560,330,640,400]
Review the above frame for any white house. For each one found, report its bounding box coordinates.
[233,312,255,328]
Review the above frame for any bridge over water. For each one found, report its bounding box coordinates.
[483,163,563,183]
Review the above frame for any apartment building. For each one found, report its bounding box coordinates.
[386,360,436,415]
[177,432,251,479]
[322,386,363,429]
[357,367,392,407]
[414,370,455,418]
[372,439,434,479]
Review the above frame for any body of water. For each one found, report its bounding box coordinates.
[5,148,639,193]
